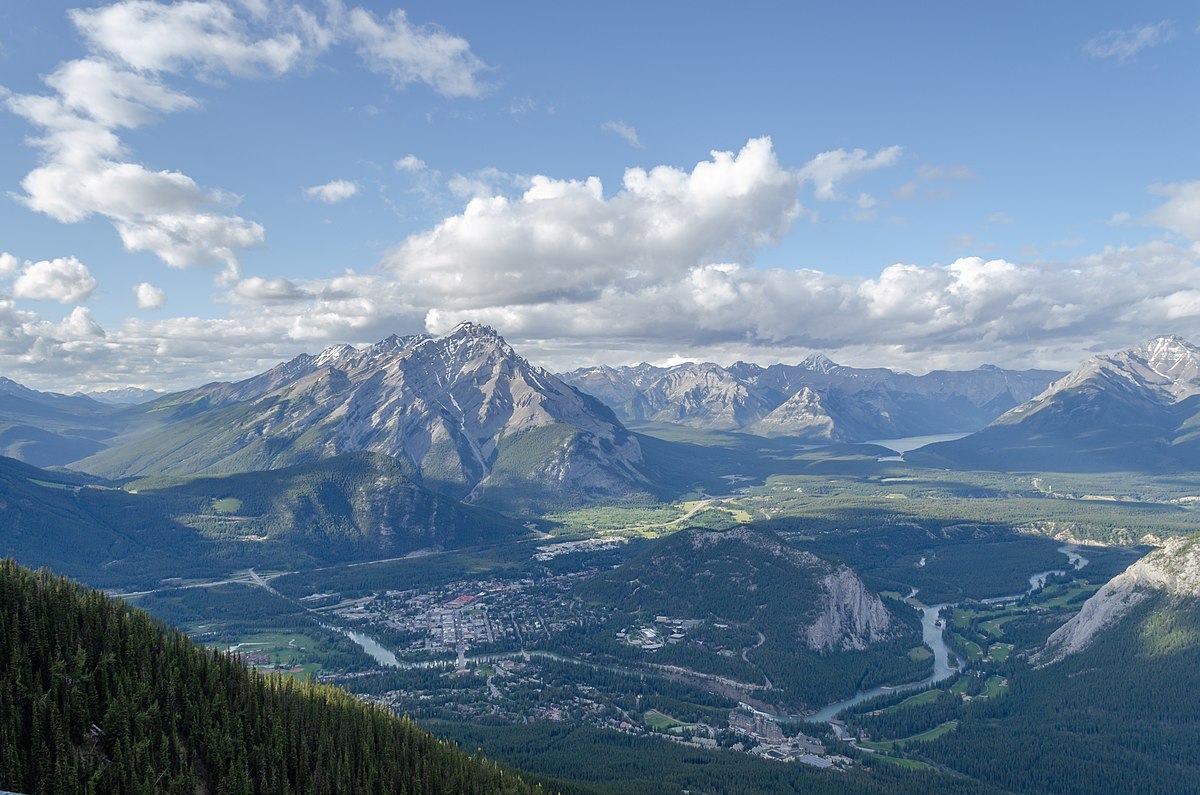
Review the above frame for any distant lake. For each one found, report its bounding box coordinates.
[865,432,970,456]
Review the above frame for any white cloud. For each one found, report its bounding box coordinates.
[988,211,1014,224]
[1109,211,1132,225]
[304,179,359,203]
[134,282,167,310]
[0,253,18,277]
[338,5,488,97]
[602,120,643,148]
[1085,21,1175,62]
[5,1,486,273]
[6,63,265,268]
[799,146,902,200]
[1146,181,1200,240]
[394,154,427,172]
[13,257,98,303]
[383,137,801,306]
[229,276,306,302]
[56,306,106,339]
[69,1,313,77]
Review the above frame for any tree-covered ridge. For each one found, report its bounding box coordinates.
[0,559,538,795]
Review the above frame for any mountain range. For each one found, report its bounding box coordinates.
[914,335,1200,472]
[561,356,1062,441]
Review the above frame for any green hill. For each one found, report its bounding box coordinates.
[0,452,525,590]
[0,558,538,794]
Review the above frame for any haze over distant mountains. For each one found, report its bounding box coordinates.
[915,335,1200,472]
[1,327,1198,505]
[561,356,1062,441]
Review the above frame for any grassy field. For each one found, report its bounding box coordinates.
[209,631,326,678]
[980,676,1008,698]
[861,720,961,752]
[880,689,942,713]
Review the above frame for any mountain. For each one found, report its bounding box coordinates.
[70,323,648,508]
[914,335,1200,472]
[560,358,1061,441]
[0,452,523,589]
[921,536,1200,794]
[82,386,165,404]
[0,558,537,794]
[578,526,924,708]
[1036,534,1200,665]
[0,376,126,466]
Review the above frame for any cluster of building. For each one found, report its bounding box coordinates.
[533,536,628,561]
[617,615,702,651]
[728,708,849,769]
[305,571,605,658]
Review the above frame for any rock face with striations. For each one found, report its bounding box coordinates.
[806,565,895,652]
[72,323,648,506]
[1036,535,1200,665]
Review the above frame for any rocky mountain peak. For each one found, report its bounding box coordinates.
[800,353,840,373]
[1128,335,1200,386]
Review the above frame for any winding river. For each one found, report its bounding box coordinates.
[806,543,1091,722]
[338,545,1091,724]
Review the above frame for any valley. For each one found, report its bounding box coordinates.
[3,329,1200,794]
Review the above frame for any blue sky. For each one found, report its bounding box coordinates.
[1,1,1199,390]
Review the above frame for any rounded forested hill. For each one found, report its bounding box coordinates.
[0,558,539,794]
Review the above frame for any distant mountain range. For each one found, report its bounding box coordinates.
[561,357,1062,442]
[914,335,1200,472]
[2,329,1197,506]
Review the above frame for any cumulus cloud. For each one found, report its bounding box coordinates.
[134,282,167,309]
[304,179,358,203]
[0,253,18,277]
[799,146,902,200]
[383,137,801,306]
[13,257,98,303]
[4,1,487,272]
[602,120,643,148]
[1085,21,1175,62]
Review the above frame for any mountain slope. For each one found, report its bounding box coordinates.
[915,335,1200,472]
[0,452,523,589]
[0,377,128,466]
[921,536,1200,795]
[0,558,537,794]
[1036,534,1200,665]
[72,323,648,508]
[561,358,1061,441]
[578,526,923,708]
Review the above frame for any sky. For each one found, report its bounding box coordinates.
[1,1,1199,391]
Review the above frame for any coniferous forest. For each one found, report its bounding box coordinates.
[0,559,537,795]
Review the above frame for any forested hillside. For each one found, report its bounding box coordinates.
[0,559,538,794]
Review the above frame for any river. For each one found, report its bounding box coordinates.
[806,592,958,722]
[338,545,1091,723]
[807,543,1091,722]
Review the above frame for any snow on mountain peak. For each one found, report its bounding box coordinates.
[800,353,840,373]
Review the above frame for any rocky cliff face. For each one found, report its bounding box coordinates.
[73,323,648,505]
[1036,536,1200,665]
[805,566,895,652]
